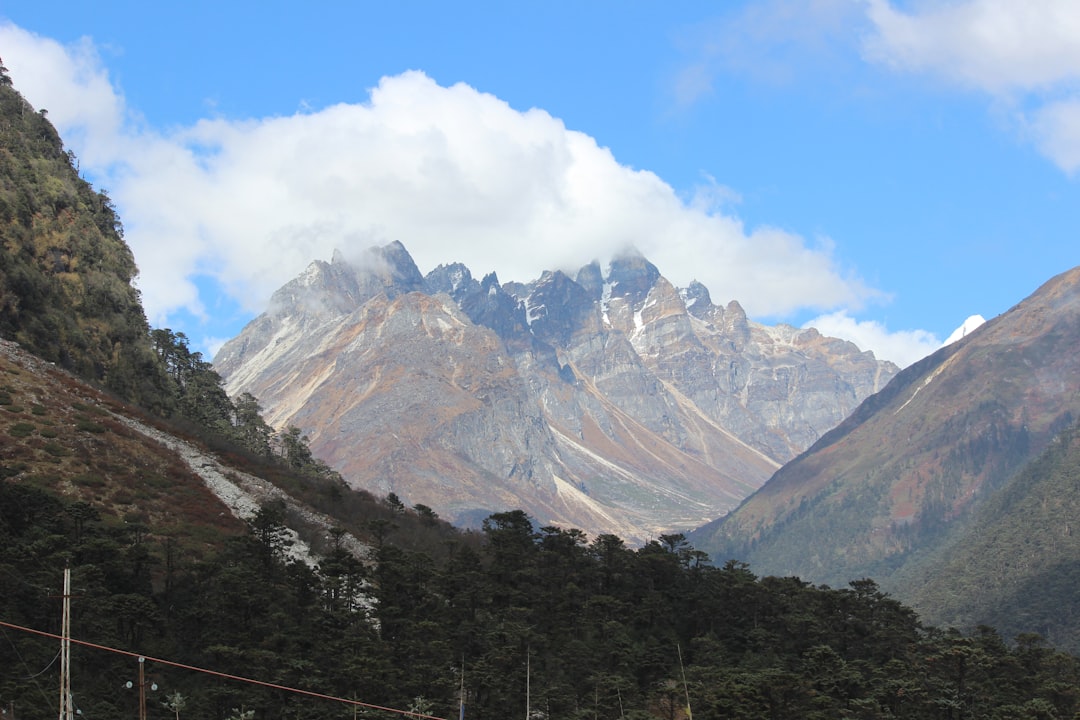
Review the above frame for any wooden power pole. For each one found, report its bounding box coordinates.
[58,567,73,720]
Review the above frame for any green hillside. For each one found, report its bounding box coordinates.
[0,61,167,408]
[902,421,1080,649]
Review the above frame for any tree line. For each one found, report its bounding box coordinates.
[3,486,1080,720]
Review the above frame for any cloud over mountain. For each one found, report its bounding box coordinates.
[2,21,927,361]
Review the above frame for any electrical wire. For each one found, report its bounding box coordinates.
[0,619,446,720]
[1,626,60,712]
[2,629,60,679]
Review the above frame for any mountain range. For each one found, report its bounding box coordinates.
[8,57,1080,657]
[214,242,898,542]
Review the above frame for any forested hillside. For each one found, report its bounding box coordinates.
[6,488,1080,720]
[0,60,171,409]
[903,421,1080,649]
[0,62,330,460]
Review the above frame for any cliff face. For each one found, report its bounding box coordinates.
[215,242,898,541]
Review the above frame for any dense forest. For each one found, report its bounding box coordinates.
[5,488,1080,720]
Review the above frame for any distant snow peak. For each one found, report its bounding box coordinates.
[944,315,986,346]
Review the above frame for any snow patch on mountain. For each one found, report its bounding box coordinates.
[524,297,546,325]
[601,282,612,326]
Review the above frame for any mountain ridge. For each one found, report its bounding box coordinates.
[215,241,898,542]
[688,264,1080,646]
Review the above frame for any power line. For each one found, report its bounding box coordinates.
[0,619,446,720]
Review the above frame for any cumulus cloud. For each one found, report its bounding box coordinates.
[0,24,127,167]
[805,310,943,369]
[864,0,1080,93]
[1028,99,1080,174]
[2,22,935,361]
[863,0,1080,173]
[675,1,1080,173]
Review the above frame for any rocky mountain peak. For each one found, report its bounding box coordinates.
[479,271,501,293]
[427,266,529,343]
[267,240,429,324]
[681,280,714,319]
[722,300,752,347]
[365,239,427,296]
[575,260,604,301]
[606,249,661,305]
[526,270,597,346]
[217,240,900,541]
[425,262,479,302]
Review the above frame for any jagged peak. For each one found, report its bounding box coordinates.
[680,280,713,318]
[722,300,751,343]
[373,240,422,279]
[724,299,746,317]
[426,262,477,299]
[535,269,575,287]
[334,240,427,297]
[575,261,604,301]
[605,252,660,305]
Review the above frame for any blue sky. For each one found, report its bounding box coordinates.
[1,1,1078,367]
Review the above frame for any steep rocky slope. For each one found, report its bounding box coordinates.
[215,242,897,541]
[0,337,372,564]
[691,265,1080,609]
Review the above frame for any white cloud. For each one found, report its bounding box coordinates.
[0,24,127,167]
[943,314,986,345]
[1029,99,1080,173]
[864,0,1080,93]
[3,21,931,362]
[863,0,1080,173]
[675,1,1080,173]
[805,310,942,368]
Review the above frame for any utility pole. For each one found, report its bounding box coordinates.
[138,658,147,720]
[58,567,73,720]
[126,658,157,720]
[458,657,465,720]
